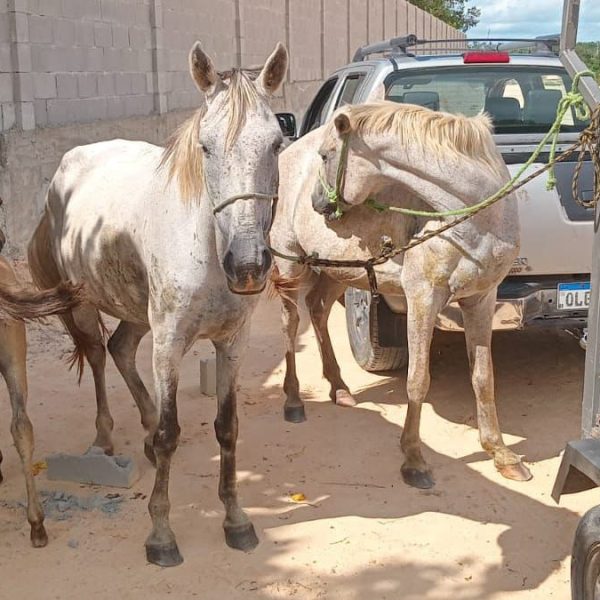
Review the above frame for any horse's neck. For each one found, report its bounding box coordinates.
[377,141,506,213]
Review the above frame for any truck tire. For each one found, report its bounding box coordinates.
[345,287,408,372]
[572,505,600,600]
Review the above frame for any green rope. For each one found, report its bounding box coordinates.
[546,70,593,190]
[319,70,595,220]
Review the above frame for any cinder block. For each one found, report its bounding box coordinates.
[14,12,28,42]
[130,72,146,95]
[33,72,57,99]
[46,446,138,488]
[82,47,103,72]
[75,21,94,47]
[106,95,125,119]
[0,73,12,102]
[28,15,54,44]
[53,18,76,46]
[33,98,47,126]
[0,45,11,72]
[19,100,35,129]
[2,102,15,129]
[115,72,131,95]
[56,73,77,98]
[93,22,112,48]
[77,72,97,98]
[200,357,217,396]
[111,24,129,48]
[125,93,153,117]
[97,72,115,96]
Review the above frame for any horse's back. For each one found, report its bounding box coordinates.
[52,139,162,207]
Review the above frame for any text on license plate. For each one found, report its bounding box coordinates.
[557,282,591,311]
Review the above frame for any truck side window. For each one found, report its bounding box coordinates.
[300,77,338,136]
[336,73,367,108]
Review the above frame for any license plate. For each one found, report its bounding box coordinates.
[557,282,591,311]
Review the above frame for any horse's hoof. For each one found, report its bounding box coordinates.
[145,541,184,567]
[224,522,259,552]
[334,389,357,407]
[497,461,532,482]
[284,405,306,424]
[401,466,435,489]
[144,440,157,467]
[30,523,48,548]
[91,443,114,457]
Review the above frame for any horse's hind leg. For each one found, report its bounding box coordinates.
[280,286,306,423]
[0,320,47,547]
[69,305,114,454]
[107,321,158,465]
[306,273,355,407]
[401,283,450,489]
[459,292,532,481]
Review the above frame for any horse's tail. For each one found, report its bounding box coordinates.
[267,263,305,306]
[0,276,84,322]
[28,211,97,382]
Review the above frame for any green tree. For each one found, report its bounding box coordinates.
[408,0,481,32]
[576,42,600,81]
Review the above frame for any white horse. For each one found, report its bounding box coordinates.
[28,41,288,566]
[270,101,531,489]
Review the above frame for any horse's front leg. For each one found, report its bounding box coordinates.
[213,321,258,551]
[145,317,185,567]
[459,292,532,481]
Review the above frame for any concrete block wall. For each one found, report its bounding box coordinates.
[2,0,156,129]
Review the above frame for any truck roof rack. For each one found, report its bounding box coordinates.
[352,34,560,61]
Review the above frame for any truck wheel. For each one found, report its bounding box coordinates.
[572,505,600,599]
[344,287,408,372]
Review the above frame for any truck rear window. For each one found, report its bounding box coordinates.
[385,65,590,134]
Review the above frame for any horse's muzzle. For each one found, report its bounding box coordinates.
[311,189,335,217]
[222,244,272,295]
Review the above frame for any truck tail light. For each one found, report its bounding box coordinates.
[463,51,510,64]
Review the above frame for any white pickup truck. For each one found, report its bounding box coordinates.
[276,35,594,371]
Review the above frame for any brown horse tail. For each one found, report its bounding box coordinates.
[267,264,306,306]
[28,210,99,383]
[0,279,85,321]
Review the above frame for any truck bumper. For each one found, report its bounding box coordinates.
[435,277,589,332]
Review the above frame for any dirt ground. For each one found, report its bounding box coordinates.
[0,294,597,599]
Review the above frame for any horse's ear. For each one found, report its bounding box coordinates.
[334,113,352,136]
[256,42,288,95]
[189,42,223,96]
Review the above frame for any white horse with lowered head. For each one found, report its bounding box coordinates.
[28,41,288,566]
[271,101,531,489]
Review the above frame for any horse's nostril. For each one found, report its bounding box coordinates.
[262,248,272,272]
[222,250,235,278]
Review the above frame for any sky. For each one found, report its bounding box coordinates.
[469,0,600,42]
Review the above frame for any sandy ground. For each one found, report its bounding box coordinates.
[0,294,597,600]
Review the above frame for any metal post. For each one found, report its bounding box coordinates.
[552,0,600,500]
[559,0,600,437]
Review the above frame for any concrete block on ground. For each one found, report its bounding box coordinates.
[46,446,138,488]
[200,357,217,396]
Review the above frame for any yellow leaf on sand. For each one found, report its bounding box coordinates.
[31,461,47,476]
[290,493,306,502]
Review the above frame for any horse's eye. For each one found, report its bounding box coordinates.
[273,141,283,155]
[319,151,327,162]
[199,144,211,156]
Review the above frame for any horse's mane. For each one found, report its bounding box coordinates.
[339,101,503,176]
[160,69,262,202]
